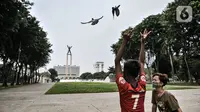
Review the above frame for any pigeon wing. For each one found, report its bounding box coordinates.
[112,7,115,19]
[116,8,120,17]
[81,20,92,24]
[97,16,103,20]
[117,5,120,8]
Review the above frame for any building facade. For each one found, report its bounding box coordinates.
[93,61,104,72]
[53,65,80,79]
[39,71,51,83]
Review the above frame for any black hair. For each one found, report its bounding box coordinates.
[123,59,140,79]
[152,73,169,86]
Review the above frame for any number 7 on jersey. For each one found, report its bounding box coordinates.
[132,94,140,109]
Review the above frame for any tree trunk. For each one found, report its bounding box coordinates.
[146,62,152,82]
[32,76,34,83]
[16,63,23,85]
[28,73,31,84]
[30,69,33,84]
[7,61,14,84]
[11,62,18,86]
[183,54,192,83]
[2,58,8,87]
[37,69,40,83]
[182,35,192,83]
[35,70,38,83]
[14,62,18,76]
[2,72,8,87]
[154,54,160,72]
[154,61,158,72]
[37,74,41,83]
[23,64,28,84]
[168,46,175,80]
[10,73,16,86]
[21,64,24,85]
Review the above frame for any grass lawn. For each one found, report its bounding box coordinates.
[45,82,199,94]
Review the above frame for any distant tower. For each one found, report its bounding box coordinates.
[101,63,104,72]
[66,45,72,79]
[94,61,104,72]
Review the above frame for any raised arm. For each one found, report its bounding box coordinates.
[177,108,182,112]
[115,30,132,75]
[152,90,157,112]
[139,29,151,73]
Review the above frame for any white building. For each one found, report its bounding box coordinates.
[53,65,80,79]
[40,71,51,83]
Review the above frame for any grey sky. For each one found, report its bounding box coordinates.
[30,0,174,74]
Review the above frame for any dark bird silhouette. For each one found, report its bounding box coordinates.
[112,5,120,19]
[81,16,104,25]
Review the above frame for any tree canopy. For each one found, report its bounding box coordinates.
[111,0,200,84]
[0,0,53,86]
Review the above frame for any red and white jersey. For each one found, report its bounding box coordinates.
[116,73,146,112]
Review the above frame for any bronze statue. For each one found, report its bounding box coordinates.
[67,45,72,55]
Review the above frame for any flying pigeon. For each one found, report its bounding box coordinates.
[81,16,104,25]
[112,5,120,19]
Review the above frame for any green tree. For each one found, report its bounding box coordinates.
[163,0,200,82]
[93,71,108,80]
[107,66,115,74]
[48,68,58,82]
[111,0,200,84]
[0,0,53,86]
[80,72,93,79]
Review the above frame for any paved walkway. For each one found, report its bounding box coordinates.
[0,83,200,112]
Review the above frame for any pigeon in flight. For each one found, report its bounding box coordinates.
[81,16,104,25]
[112,5,120,19]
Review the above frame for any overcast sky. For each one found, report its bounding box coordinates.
[29,0,174,74]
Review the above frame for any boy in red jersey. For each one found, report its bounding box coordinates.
[115,29,151,112]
